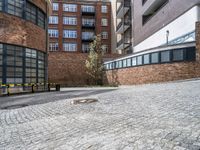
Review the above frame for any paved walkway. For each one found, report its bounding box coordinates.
[0,80,200,150]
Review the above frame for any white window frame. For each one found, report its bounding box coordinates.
[49,16,58,24]
[63,4,77,12]
[63,16,77,25]
[63,30,77,38]
[63,43,77,52]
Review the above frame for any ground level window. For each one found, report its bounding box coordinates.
[173,49,184,61]
[137,56,143,65]
[161,51,170,62]
[151,52,159,63]
[144,54,150,64]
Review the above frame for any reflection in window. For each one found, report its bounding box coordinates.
[161,51,170,62]
[151,52,159,63]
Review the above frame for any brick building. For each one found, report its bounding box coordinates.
[0,0,51,85]
[104,1,200,85]
[48,0,111,53]
[48,0,114,86]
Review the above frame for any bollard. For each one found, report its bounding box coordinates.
[48,83,51,92]
[7,85,10,96]
[31,84,35,93]
[56,84,60,91]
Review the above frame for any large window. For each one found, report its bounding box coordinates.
[173,49,184,61]
[151,52,159,63]
[0,0,46,29]
[82,32,94,40]
[63,30,77,38]
[63,43,77,52]
[7,0,23,17]
[101,18,108,26]
[63,4,77,12]
[82,5,95,12]
[0,43,46,84]
[49,43,59,51]
[38,10,45,28]
[25,2,37,24]
[48,29,59,38]
[53,3,59,11]
[63,17,77,25]
[49,16,58,24]
[101,5,107,13]
[161,51,170,62]
[0,0,3,11]
[144,54,150,64]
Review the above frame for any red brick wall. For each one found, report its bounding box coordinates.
[103,22,200,85]
[48,52,119,86]
[0,1,47,52]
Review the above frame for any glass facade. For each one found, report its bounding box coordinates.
[0,43,46,84]
[104,47,196,70]
[0,0,46,29]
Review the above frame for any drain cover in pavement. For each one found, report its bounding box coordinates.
[71,98,98,105]
[1,104,28,110]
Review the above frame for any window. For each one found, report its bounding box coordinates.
[26,2,37,24]
[53,3,59,11]
[49,16,58,24]
[132,57,137,66]
[63,17,77,25]
[173,49,184,61]
[137,56,143,65]
[63,43,77,52]
[82,18,95,26]
[186,47,196,61]
[63,30,77,38]
[101,18,108,26]
[48,29,58,38]
[144,54,150,64]
[0,0,2,11]
[151,52,159,63]
[63,4,77,12]
[82,32,94,40]
[82,44,90,53]
[123,59,127,67]
[38,9,45,28]
[102,45,108,52]
[127,58,131,67]
[82,5,95,12]
[49,43,58,51]
[101,5,107,13]
[102,32,108,39]
[116,61,119,68]
[7,0,23,17]
[119,60,122,68]
[161,51,170,62]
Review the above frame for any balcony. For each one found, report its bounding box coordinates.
[82,23,95,29]
[116,38,130,50]
[116,21,130,33]
[82,8,95,16]
[116,3,130,18]
[82,37,94,42]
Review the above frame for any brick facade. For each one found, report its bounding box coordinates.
[0,0,48,52]
[48,52,119,86]
[103,22,200,85]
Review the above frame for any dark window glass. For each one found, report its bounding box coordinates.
[186,47,196,61]
[38,9,45,28]
[7,0,23,17]
[161,51,170,62]
[151,52,159,63]
[26,2,37,24]
[137,56,143,65]
[144,54,150,64]
[173,49,184,61]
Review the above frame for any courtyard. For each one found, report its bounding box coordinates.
[0,79,200,150]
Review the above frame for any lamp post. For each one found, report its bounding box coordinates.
[166,30,169,45]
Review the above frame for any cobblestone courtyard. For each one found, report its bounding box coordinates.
[0,80,200,150]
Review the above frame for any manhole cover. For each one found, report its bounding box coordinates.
[1,104,28,110]
[71,98,98,105]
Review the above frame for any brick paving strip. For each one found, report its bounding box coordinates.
[0,80,200,150]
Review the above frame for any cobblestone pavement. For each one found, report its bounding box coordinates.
[0,80,200,150]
